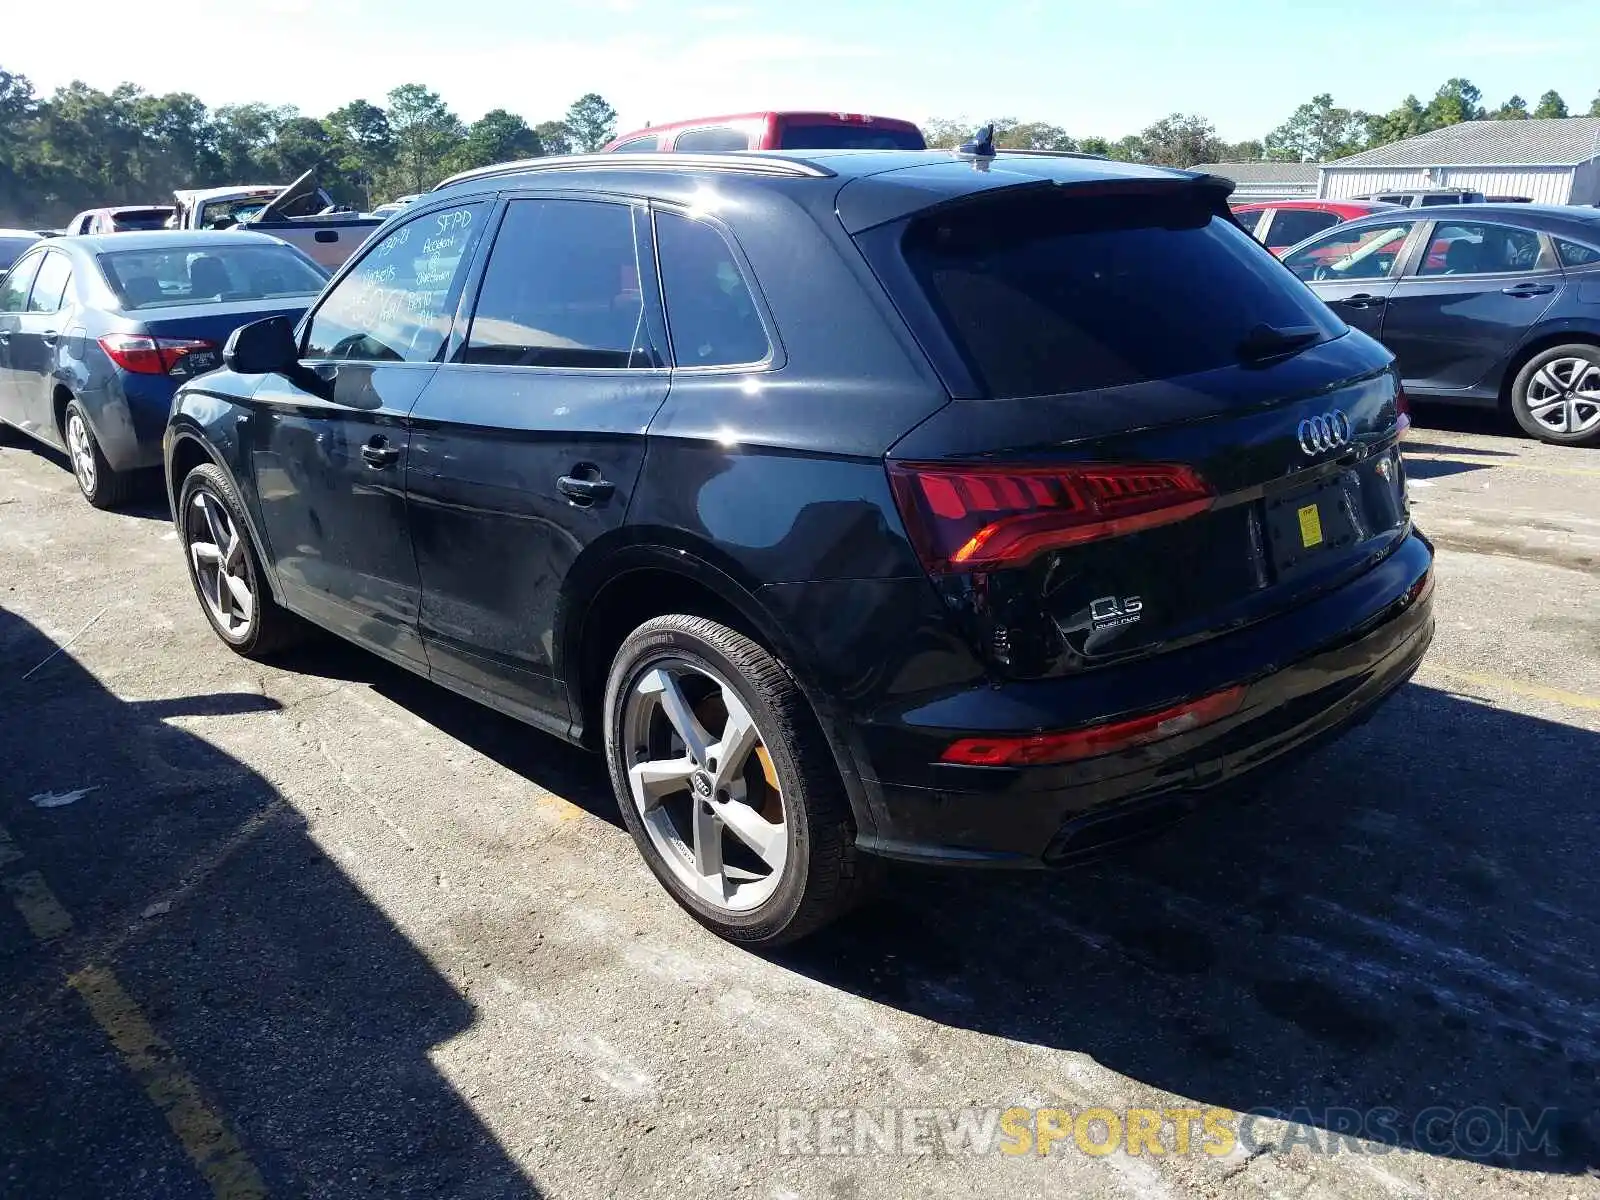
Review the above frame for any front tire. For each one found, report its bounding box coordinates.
[1510,344,1600,446]
[604,615,873,947]
[177,463,304,658]
[63,401,136,509]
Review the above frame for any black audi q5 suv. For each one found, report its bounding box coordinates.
[165,148,1434,945]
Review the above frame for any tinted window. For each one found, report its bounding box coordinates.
[26,253,72,312]
[1418,222,1541,276]
[109,209,173,231]
[902,191,1343,398]
[611,136,658,153]
[464,199,650,369]
[1265,209,1340,247]
[1283,221,1414,282]
[0,236,39,272]
[672,126,750,153]
[101,244,327,310]
[778,123,925,150]
[0,254,42,312]
[306,202,487,361]
[1556,238,1600,268]
[655,211,770,368]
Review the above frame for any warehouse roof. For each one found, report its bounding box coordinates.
[1192,161,1323,183]
[1326,118,1600,169]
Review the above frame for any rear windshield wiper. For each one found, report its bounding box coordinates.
[1237,323,1321,365]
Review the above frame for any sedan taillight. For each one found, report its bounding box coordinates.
[98,333,217,377]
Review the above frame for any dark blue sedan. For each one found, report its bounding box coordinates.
[0,230,327,507]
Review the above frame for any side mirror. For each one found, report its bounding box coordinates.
[224,316,299,375]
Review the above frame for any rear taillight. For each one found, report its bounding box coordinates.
[1395,385,1412,438]
[98,334,217,377]
[887,461,1214,574]
[941,684,1247,767]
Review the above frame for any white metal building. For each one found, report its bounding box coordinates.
[1192,161,1322,201]
[1318,117,1600,205]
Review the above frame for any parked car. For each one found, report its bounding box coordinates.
[1351,188,1485,207]
[1234,199,1400,256]
[369,193,424,219]
[65,206,177,235]
[0,229,41,271]
[1281,203,1600,445]
[166,149,1430,945]
[603,111,925,153]
[0,230,327,507]
[170,171,382,270]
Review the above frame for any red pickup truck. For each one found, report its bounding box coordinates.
[603,111,925,153]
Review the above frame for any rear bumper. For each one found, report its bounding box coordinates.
[854,530,1435,866]
[80,373,175,472]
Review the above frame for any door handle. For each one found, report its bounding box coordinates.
[0,330,9,343]
[361,437,400,468]
[41,331,58,346]
[1338,293,1386,310]
[557,472,615,505]
[1501,284,1554,297]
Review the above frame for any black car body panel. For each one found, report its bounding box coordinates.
[167,150,1432,868]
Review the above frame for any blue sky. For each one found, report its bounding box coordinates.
[9,0,1600,142]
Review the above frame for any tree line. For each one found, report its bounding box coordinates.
[929,79,1600,169]
[0,65,620,226]
[3,65,1599,227]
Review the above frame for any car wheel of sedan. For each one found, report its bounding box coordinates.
[178,463,303,658]
[63,401,135,509]
[604,615,875,947]
[1510,344,1600,446]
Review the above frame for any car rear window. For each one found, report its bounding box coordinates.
[100,244,327,310]
[778,123,925,150]
[900,189,1343,398]
[110,210,173,231]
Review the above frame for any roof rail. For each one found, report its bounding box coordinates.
[434,152,834,191]
[992,149,1111,161]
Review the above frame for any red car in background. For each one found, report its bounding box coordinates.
[1233,199,1400,257]
[603,111,926,154]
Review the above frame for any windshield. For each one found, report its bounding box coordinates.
[778,122,925,150]
[100,244,327,310]
[197,195,276,228]
[899,189,1342,397]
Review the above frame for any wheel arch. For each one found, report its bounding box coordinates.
[1498,324,1600,407]
[166,426,287,604]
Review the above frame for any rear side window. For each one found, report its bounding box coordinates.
[464,199,652,369]
[611,136,658,153]
[1265,209,1339,247]
[1556,238,1600,268]
[778,123,925,150]
[0,254,42,311]
[1418,223,1541,276]
[655,211,770,368]
[672,126,749,153]
[901,191,1342,397]
[26,253,72,312]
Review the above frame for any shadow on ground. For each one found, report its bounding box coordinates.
[0,607,539,1198]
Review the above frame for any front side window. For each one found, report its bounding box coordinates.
[25,253,72,312]
[101,244,326,310]
[305,202,488,362]
[655,210,770,368]
[1555,238,1600,269]
[1283,221,1415,282]
[463,199,650,369]
[1264,209,1340,248]
[1418,223,1542,276]
[0,254,42,312]
[672,126,750,153]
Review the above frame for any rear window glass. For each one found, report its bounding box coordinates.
[100,244,328,310]
[902,191,1342,397]
[110,210,173,231]
[779,123,925,150]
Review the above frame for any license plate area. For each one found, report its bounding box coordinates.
[1263,474,1359,576]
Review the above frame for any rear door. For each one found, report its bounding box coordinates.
[1378,218,1562,393]
[1281,217,1422,339]
[862,182,1409,678]
[1259,207,1342,256]
[405,194,669,731]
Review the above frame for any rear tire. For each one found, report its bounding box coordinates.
[177,463,305,658]
[63,401,136,509]
[604,615,875,947]
[1509,344,1600,446]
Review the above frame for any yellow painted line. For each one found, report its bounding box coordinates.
[4,871,75,940]
[537,793,586,823]
[1424,664,1600,714]
[1403,452,1600,479]
[70,966,268,1200]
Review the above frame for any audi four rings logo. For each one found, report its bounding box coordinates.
[1297,410,1352,455]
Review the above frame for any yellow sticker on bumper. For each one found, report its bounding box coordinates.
[1297,503,1324,549]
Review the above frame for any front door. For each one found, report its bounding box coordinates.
[405,196,670,732]
[1379,219,1563,394]
[8,250,75,443]
[247,198,491,667]
[1283,218,1419,341]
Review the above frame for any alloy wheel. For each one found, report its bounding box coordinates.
[622,659,789,912]
[66,412,97,495]
[184,490,255,637]
[1525,356,1600,438]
